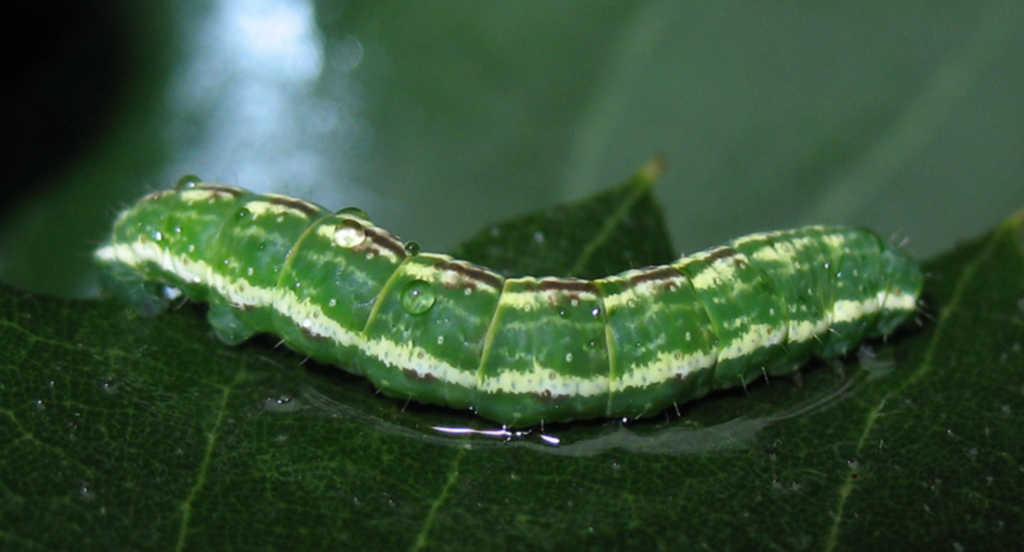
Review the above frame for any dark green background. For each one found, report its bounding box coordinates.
[2,1,1023,296]
[2,2,1023,550]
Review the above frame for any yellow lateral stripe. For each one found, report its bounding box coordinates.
[610,349,717,391]
[716,323,783,361]
[475,361,610,397]
[98,225,919,402]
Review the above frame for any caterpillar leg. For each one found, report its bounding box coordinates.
[206,301,258,345]
[98,259,174,316]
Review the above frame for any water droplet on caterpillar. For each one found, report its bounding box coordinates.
[401,280,436,315]
[333,219,367,248]
[175,174,203,190]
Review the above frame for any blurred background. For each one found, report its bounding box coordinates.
[2,0,1022,297]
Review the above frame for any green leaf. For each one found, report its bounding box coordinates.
[451,156,673,279]
[3,172,1024,549]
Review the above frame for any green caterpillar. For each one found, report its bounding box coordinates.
[94,177,922,427]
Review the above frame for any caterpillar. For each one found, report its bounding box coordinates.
[94,176,922,427]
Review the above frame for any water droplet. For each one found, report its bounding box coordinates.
[328,298,337,308]
[235,207,251,219]
[101,380,118,394]
[533,231,545,243]
[333,219,367,248]
[564,353,574,363]
[558,309,569,318]
[152,231,163,242]
[175,174,202,190]
[401,280,436,315]
[336,206,369,220]
[263,395,302,413]
[79,480,96,501]
[405,241,421,255]
[590,307,601,317]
